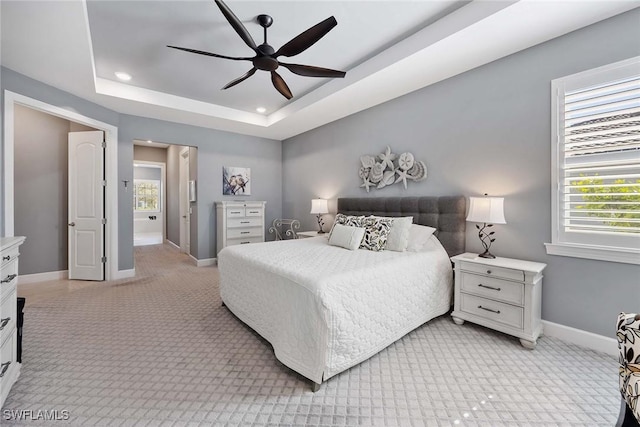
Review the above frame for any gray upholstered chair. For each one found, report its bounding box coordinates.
[617,312,640,427]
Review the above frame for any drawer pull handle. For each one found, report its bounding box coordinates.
[240,241,251,244]
[240,221,250,224]
[0,317,9,330]
[486,270,492,275]
[240,231,250,234]
[478,284,501,291]
[478,305,500,314]
[1,274,17,284]
[2,255,10,261]
[249,211,259,214]
[0,362,10,378]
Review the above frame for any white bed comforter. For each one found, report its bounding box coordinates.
[218,235,453,384]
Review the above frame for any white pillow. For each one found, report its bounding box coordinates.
[328,224,366,251]
[384,216,413,252]
[406,224,437,252]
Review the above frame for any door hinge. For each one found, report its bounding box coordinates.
[101,141,106,148]
[101,256,107,263]
[102,180,107,187]
[101,218,107,224]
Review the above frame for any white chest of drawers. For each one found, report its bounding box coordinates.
[0,236,25,407]
[216,201,266,254]
[451,253,546,349]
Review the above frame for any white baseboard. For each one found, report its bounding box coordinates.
[112,269,135,280]
[165,239,180,249]
[189,254,217,267]
[542,320,617,357]
[18,270,68,284]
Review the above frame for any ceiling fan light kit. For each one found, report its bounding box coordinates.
[167,0,347,100]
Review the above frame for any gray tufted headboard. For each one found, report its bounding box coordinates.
[337,196,466,257]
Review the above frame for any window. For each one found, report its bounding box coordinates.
[133,179,161,212]
[546,57,640,264]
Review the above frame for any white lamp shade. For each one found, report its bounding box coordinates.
[310,199,329,215]
[466,197,506,224]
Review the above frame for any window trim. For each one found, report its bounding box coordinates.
[546,56,640,265]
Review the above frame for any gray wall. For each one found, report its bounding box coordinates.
[14,105,69,274]
[133,165,161,181]
[282,10,640,337]
[133,145,167,164]
[166,144,181,246]
[117,115,282,269]
[13,104,100,275]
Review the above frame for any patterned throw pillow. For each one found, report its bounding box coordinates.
[359,216,394,251]
[330,214,393,251]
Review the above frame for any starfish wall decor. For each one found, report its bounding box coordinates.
[358,146,427,192]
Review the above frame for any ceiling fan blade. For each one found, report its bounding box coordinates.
[167,45,253,61]
[214,0,257,51]
[279,62,346,78]
[275,16,337,58]
[270,71,293,100]
[222,67,257,90]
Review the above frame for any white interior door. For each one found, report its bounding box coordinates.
[68,131,105,280]
[179,147,190,254]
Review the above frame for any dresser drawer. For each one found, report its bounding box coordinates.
[0,290,16,346]
[245,207,263,217]
[226,236,264,247]
[228,217,262,228]
[460,293,523,329]
[459,261,524,282]
[0,330,16,382]
[0,245,19,270]
[227,227,262,239]
[0,266,18,302]
[226,207,246,218]
[461,273,524,305]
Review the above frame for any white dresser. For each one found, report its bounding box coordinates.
[451,253,546,349]
[0,236,25,407]
[216,201,266,254]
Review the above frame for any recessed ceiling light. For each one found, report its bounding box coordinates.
[256,107,266,114]
[115,71,132,81]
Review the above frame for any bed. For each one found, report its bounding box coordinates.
[218,196,466,390]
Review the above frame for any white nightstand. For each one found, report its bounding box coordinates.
[450,253,546,349]
[297,231,327,238]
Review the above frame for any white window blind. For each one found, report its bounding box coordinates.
[548,57,640,264]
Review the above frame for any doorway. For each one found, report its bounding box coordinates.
[3,91,120,280]
[133,161,166,247]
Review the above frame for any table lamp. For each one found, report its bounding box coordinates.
[310,199,329,234]
[466,195,506,258]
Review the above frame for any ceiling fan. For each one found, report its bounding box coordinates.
[167,0,346,100]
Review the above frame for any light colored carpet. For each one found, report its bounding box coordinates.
[4,243,619,426]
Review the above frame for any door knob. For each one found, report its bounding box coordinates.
[68,222,75,226]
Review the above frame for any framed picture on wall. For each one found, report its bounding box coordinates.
[223,166,251,196]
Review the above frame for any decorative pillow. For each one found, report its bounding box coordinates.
[369,216,413,252]
[329,214,365,238]
[359,216,394,251]
[328,224,366,251]
[406,224,437,252]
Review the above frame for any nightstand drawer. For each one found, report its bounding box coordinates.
[459,261,524,282]
[0,267,17,303]
[228,217,262,228]
[227,228,262,239]
[461,294,523,329]
[461,273,524,305]
[0,330,16,381]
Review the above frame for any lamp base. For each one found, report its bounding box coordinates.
[478,250,496,259]
[317,230,325,234]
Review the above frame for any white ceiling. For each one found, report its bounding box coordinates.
[2,1,638,140]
